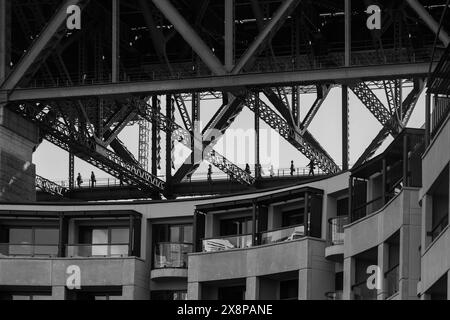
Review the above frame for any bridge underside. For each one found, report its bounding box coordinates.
[1,0,449,201]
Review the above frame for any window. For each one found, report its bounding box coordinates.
[153,224,193,244]
[218,286,245,300]
[428,166,449,241]
[337,198,349,217]
[78,227,129,257]
[0,227,59,257]
[67,287,122,300]
[0,288,52,300]
[220,217,253,236]
[282,209,304,227]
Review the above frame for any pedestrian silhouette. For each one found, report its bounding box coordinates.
[269,165,275,178]
[245,164,251,175]
[207,164,213,183]
[290,161,295,176]
[77,173,83,188]
[308,160,316,176]
[90,171,96,188]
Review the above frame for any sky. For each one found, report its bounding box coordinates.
[33,85,426,184]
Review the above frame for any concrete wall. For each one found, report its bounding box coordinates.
[187,238,334,300]
[0,107,38,202]
[343,188,421,300]
[0,257,149,300]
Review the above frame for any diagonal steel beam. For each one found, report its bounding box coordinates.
[300,84,332,135]
[152,0,226,76]
[1,0,89,91]
[232,0,302,74]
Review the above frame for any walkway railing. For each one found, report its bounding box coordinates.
[153,243,193,269]
[202,234,253,252]
[260,225,304,245]
[431,96,450,138]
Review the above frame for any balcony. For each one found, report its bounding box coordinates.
[0,244,59,258]
[385,264,399,299]
[151,243,192,280]
[66,244,129,258]
[202,234,253,252]
[325,216,348,261]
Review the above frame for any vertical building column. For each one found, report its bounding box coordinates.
[403,134,409,187]
[399,223,421,300]
[447,270,450,300]
[245,277,260,300]
[224,0,235,72]
[343,257,355,300]
[252,201,257,245]
[128,214,134,256]
[304,192,310,236]
[348,176,353,221]
[188,282,201,300]
[342,85,349,171]
[112,0,120,82]
[0,0,11,84]
[58,214,69,257]
[377,242,389,300]
[421,194,433,250]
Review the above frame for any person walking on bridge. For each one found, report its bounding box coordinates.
[90,171,96,188]
[77,173,83,188]
[290,161,295,176]
[308,160,316,177]
[207,164,213,183]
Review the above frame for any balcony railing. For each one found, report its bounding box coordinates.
[385,264,399,298]
[0,244,59,257]
[202,234,253,252]
[328,216,349,246]
[66,244,129,257]
[153,243,193,269]
[260,225,304,245]
[352,280,377,300]
[428,214,449,242]
[431,96,450,138]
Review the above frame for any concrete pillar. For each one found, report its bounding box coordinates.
[245,276,260,300]
[52,286,66,300]
[122,285,135,300]
[188,282,201,300]
[298,268,311,300]
[399,224,421,300]
[0,107,38,202]
[377,242,389,300]
[343,257,355,300]
[421,195,433,251]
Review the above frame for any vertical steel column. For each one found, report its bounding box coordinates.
[97,99,104,137]
[193,210,198,252]
[166,95,173,188]
[151,96,159,176]
[403,134,409,187]
[425,92,431,146]
[69,153,75,189]
[112,0,120,82]
[344,0,351,67]
[58,213,68,257]
[254,91,260,178]
[292,86,300,126]
[191,92,201,166]
[382,158,387,205]
[342,85,349,171]
[252,201,257,246]
[0,0,11,84]
[225,0,235,72]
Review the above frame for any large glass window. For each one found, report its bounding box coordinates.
[77,227,129,257]
[153,224,193,269]
[220,217,253,236]
[0,227,59,257]
[282,209,304,227]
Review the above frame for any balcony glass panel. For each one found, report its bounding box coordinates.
[328,216,349,245]
[153,243,193,269]
[352,281,377,300]
[66,244,129,257]
[385,264,399,298]
[260,225,305,245]
[202,234,253,252]
[0,244,58,257]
